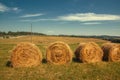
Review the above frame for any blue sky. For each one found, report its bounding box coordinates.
[0,0,120,36]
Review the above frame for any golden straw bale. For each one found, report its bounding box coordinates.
[75,42,103,63]
[46,41,73,65]
[102,43,117,61]
[109,44,120,62]
[11,42,42,67]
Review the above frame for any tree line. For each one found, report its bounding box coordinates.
[0,31,46,37]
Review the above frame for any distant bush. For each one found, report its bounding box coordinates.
[3,35,10,39]
[104,38,120,43]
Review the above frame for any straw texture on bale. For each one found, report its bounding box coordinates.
[75,42,103,63]
[109,45,120,62]
[11,42,42,67]
[102,43,116,61]
[102,43,120,62]
[46,41,73,65]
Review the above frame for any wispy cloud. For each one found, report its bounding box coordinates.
[47,30,54,34]
[20,18,57,22]
[57,13,120,22]
[20,13,120,23]
[0,3,9,12]
[82,22,101,25]
[12,7,19,11]
[20,13,44,18]
[0,3,20,12]
[20,19,33,22]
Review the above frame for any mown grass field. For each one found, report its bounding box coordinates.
[0,36,120,80]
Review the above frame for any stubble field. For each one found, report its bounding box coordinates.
[0,36,120,80]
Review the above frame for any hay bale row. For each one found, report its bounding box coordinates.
[10,41,120,68]
[11,41,73,67]
[75,42,103,63]
[102,43,120,62]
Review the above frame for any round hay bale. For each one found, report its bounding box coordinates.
[11,42,42,67]
[109,44,120,62]
[46,41,73,65]
[75,42,103,63]
[101,43,116,61]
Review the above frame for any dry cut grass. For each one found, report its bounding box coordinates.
[0,39,120,80]
[0,36,107,45]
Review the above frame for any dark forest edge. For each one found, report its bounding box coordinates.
[0,31,120,43]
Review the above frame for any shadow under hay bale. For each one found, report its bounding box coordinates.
[75,42,103,63]
[46,41,73,65]
[6,61,12,67]
[42,59,47,64]
[72,57,82,63]
[11,42,42,68]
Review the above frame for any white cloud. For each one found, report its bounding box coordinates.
[20,20,33,22]
[12,7,18,11]
[21,13,44,18]
[0,3,9,12]
[20,13,120,23]
[47,30,54,33]
[82,22,101,25]
[38,19,57,21]
[0,3,20,12]
[57,13,120,22]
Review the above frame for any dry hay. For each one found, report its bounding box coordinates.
[75,42,103,63]
[102,43,120,62]
[46,41,73,65]
[102,43,116,61]
[11,42,42,67]
[109,45,120,62]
